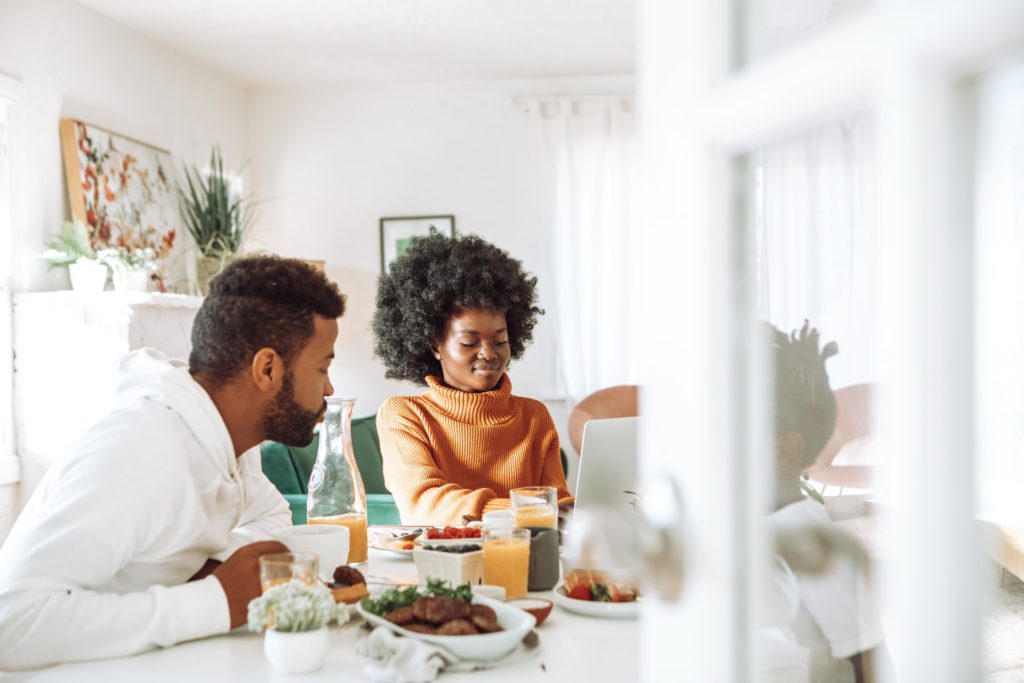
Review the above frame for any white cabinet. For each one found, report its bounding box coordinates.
[12,291,201,498]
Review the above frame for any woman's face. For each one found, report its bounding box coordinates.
[435,308,511,392]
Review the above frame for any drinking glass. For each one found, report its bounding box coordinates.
[259,552,319,593]
[511,486,558,528]
[482,527,531,599]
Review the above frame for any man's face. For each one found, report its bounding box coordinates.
[262,316,338,446]
[435,308,511,392]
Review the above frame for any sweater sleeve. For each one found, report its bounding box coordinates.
[378,398,502,524]
[0,420,231,670]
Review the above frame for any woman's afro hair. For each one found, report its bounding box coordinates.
[372,230,543,384]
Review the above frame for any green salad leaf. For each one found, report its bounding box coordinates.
[424,578,473,603]
[359,579,474,616]
[591,583,613,603]
[360,585,420,616]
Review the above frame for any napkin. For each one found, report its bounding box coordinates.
[357,626,540,682]
[359,627,455,683]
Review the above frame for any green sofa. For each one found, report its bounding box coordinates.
[261,414,570,526]
[260,414,401,526]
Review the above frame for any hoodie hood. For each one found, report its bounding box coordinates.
[113,349,238,481]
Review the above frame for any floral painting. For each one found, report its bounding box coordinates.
[59,119,179,289]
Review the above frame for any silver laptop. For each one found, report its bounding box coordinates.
[573,416,640,519]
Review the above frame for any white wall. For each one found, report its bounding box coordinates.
[0,0,249,536]
[0,0,249,294]
[246,76,633,429]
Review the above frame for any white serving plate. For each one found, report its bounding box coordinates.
[367,529,418,559]
[357,593,535,661]
[551,585,640,619]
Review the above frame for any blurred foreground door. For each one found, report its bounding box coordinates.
[636,1,1024,681]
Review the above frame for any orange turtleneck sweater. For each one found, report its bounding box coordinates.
[377,374,574,525]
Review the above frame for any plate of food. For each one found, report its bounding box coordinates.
[357,579,535,661]
[551,569,640,619]
[368,529,423,558]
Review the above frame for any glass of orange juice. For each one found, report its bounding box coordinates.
[259,552,319,593]
[511,486,558,528]
[483,527,531,599]
[308,512,368,565]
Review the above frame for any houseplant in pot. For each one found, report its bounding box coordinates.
[98,246,158,292]
[39,220,108,292]
[178,147,257,295]
[247,579,350,674]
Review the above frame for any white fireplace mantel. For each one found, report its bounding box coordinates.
[12,291,202,497]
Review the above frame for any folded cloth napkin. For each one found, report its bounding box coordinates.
[357,626,540,682]
[359,627,456,683]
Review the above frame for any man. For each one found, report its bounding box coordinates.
[0,255,346,670]
[765,321,886,683]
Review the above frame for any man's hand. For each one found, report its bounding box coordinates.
[212,541,288,629]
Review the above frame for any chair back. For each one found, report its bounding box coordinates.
[807,382,874,474]
[567,385,639,454]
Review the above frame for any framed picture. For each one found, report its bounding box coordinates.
[59,119,179,275]
[379,215,455,272]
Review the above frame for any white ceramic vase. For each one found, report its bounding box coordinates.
[263,627,329,675]
[68,261,108,292]
[112,268,151,292]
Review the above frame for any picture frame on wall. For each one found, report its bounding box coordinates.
[59,119,179,288]
[379,215,455,272]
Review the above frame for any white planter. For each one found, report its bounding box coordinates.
[112,268,150,292]
[263,627,329,675]
[68,261,108,292]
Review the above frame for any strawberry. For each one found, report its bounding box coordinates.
[567,585,592,601]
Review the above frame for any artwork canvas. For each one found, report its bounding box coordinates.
[59,119,179,288]
[379,215,455,272]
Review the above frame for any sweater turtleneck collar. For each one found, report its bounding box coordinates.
[423,374,516,424]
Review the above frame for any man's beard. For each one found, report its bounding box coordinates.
[262,372,326,446]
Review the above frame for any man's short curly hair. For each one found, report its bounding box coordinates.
[189,255,346,384]
[372,231,543,384]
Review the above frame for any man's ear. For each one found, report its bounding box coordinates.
[250,347,285,393]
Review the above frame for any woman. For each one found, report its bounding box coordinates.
[372,231,573,524]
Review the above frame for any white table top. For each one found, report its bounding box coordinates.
[3,545,638,682]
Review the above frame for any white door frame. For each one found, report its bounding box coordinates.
[0,71,20,486]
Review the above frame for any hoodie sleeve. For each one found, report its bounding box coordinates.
[213,448,292,560]
[0,413,231,670]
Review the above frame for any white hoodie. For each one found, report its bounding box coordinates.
[0,349,291,670]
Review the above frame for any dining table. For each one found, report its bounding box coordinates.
[0,530,639,682]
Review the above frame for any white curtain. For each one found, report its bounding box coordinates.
[755,116,877,390]
[526,96,637,405]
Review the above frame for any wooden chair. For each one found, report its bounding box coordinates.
[567,385,639,455]
[805,383,877,492]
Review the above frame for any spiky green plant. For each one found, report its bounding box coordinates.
[39,220,97,268]
[178,147,257,259]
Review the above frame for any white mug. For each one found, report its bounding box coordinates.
[271,525,349,582]
[482,509,513,530]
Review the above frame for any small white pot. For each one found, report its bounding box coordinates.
[112,268,150,292]
[263,626,329,675]
[68,261,108,292]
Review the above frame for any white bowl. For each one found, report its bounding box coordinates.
[471,584,506,601]
[357,594,535,661]
[412,547,484,586]
[420,538,483,549]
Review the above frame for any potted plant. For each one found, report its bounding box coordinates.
[178,147,257,295]
[98,246,159,292]
[39,221,108,292]
[247,579,349,675]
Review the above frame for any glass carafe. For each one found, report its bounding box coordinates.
[307,397,368,565]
